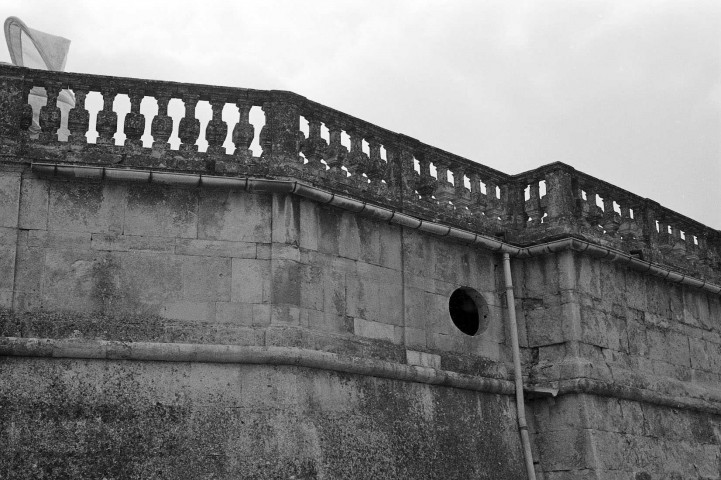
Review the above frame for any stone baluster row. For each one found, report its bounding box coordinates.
[524,179,544,225]
[21,78,262,159]
[298,113,391,193]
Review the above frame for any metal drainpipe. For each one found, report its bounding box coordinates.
[502,252,537,480]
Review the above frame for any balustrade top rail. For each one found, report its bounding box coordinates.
[0,64,718,281]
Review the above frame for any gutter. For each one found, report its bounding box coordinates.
[31,162,721,296]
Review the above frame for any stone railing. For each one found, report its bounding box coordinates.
[1,65,719,281]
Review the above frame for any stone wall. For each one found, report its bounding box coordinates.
[517,251,721,479]
[1,64,720,479]
[0,164,526,479]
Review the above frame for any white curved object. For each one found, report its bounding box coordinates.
[4,16,75,140]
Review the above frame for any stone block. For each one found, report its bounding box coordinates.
[124,184,197,238]
[113,251,184,308]
[198,190,271,243]
[469,338,502,361]
[526,304,564,347]
[378,223,402,271]
[160,301,216,322]
[180,255,231,302]
[18,175,49,230]
[48,181,125,234]
[624,270,647,311]
[689,338,712,371]
[271,242,301,262]
[426,292,455,336]
[0,243,16,291]
[338,213,361,260]
[377,279,404,326]
[403,285,430,330]
[0,170,20,228]
[402,231,434,279]
[346,274,379,321]
[533,395,589,433]
[40,249,109,313]
[405,349,441,369]
[91,234,174,253]
[322,266,346,317]
[404,326,427,348]
[215,301,254,326]
[271,305,301,326]
[575,254,600,298]
[175,238,256,258]
[300,264,324,311]
[0,288,11,308]
[252,304,271,326]
[317,206,342,256]
[0,226,15,245]
[427,331,466,354]
[231,258,270,304]
[271,193,300,245]
[299,198,319,251]
[666,330,691,367]
[356,216,380,266]
[256,243,271,259]
[271,259,301,306]
[353,317,398,343]
[536,428,595,471]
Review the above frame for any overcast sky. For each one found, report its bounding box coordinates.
[4,0,720,227]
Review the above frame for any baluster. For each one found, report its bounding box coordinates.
[206,95,228,156]
[67,85,89,145]
[416,154,436,200]
[684,229,698,260]
[346,129,369,181]
[543,166,575,222]
[618,203,636,239]
[365,137,386,186]
[300,116,326,171]
[39,81,62,142]
[672,223,686,254]
[485,179,501,221]
[232,99,255,161]
[324,123,347,179]
[151,90,173,155]
[452,166,471,209]
[601,193,620,235]
[259,98,301,164]
[434,160,454,203]
[506,182,527,227]
[584,186,603,227]
[526,181,542,225]
[20,81,33,135]
[124,88,145,149]
[178,93,200,153]
[468,173,486,215]
[96,86,118,146]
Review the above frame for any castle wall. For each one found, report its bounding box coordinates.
[0,164,526,479]
[517,251,721,479]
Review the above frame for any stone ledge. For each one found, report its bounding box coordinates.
[532,377,721,416]
[0,335,514,395]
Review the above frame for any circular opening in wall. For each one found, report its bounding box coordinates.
[448,287,489,336]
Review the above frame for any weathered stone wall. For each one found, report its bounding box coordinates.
[0,164,526,479]
[2,64,721,480]
[517,251,721,479]
[1,357,522,479]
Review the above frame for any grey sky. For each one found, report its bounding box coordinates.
[4,0,720,227]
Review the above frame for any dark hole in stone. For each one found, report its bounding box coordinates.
[448,287,488,336]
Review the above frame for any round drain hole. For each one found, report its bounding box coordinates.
[448,287,489,336]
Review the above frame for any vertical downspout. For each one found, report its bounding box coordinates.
[502,252,537,480]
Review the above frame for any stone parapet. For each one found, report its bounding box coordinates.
[2,64,717,284]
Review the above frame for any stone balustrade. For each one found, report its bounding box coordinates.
[1,64,719,282]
